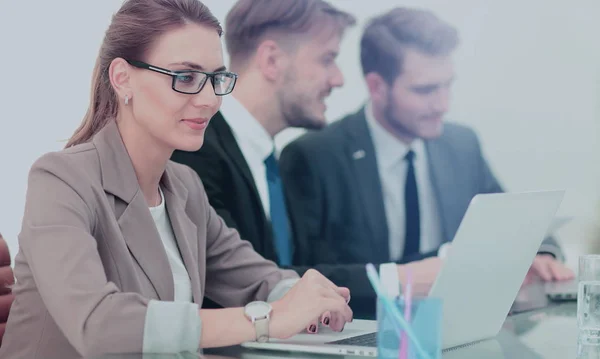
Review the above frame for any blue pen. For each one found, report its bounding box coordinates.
[366,263,432,359]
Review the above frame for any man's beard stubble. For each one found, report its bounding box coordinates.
[381,93,416,142]
[278,87,327,131]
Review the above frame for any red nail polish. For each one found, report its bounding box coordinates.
[309,325,316,333]
[324,317,330,325]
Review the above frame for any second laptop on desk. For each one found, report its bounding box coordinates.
[241,190,566,357]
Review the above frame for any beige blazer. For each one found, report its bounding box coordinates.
[0,121,297,359]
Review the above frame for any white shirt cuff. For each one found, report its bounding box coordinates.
[379,263,400,297]
[143,300,201,353]
[437,242,452,259]
[267,278,299,302]
[537,243,565,262]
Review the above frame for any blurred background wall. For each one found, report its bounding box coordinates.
[1,0,599,268]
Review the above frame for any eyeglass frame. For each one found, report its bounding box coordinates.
[125,59,238,96]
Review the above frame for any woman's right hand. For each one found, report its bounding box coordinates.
[269,269,353,340]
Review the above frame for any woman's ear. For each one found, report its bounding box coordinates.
[108,58,133,102]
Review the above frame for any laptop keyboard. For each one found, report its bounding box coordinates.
[328,332,378,347]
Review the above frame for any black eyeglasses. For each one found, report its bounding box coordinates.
[126,59,237,96]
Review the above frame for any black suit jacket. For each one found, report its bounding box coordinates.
[279,107,563,317]
[171,112,281,262]
[172,112,388,318]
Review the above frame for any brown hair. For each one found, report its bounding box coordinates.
[361,7,459,84]
[66,0,222,148]
[224,0,356,71]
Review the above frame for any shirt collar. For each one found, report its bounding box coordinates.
[364,101,425,170]
[220,95,275,161]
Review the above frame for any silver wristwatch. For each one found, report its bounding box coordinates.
[244,301,272,343]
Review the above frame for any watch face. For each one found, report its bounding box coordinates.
[245,301,272,319]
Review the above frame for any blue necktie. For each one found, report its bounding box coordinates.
[264,152,292,266]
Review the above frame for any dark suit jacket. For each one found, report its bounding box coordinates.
[279,107,563,317]
[172,112,385,317]
[172,112,281,263]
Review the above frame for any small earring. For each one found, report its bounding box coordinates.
[124,95,129,105]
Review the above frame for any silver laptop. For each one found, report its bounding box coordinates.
[429,190,565,350]
[242,190,565,357]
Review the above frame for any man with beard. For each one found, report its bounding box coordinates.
[279,6,574,317]
[171,0,355,269]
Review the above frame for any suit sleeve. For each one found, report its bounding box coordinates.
[171,146,240,230]
[471,131,564,260]
[280,143,378,312]
[470,131,504,195]
[185,168,299,307]
[19,154,200,356]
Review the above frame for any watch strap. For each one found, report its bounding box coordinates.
[254,316,270,342]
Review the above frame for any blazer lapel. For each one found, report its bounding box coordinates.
[425,139,460,243]
[212,113,262,199]
[93,121,174,301]
[343,108,389,261]
[161,170,202,304]
[211,112,274,251]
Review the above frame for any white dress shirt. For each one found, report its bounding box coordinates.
[220,95,275,218]
[144,186,198,352]
[149,187,193,302]
[141,184,298,353]
[364,102,444,261]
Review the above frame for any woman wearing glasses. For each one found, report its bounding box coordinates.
[0,0,352,358]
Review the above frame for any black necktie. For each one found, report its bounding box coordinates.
[403,150,420,258]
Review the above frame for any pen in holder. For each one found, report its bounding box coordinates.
[377,295,443,359]
[399,268,413,359]
[366,264,442,359]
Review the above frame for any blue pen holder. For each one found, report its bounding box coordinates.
[377,296,443,359]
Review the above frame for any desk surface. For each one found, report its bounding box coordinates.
[205,302,580,359]
[99,283,596,359]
